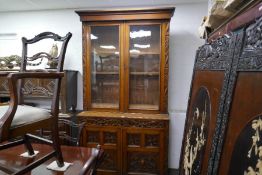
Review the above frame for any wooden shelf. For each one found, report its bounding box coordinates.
[130,72,159,76]
[91,103,119,109]
[92,72,119,75]
[129,104,159,110]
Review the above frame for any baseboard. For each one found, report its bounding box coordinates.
[168,168,179,175]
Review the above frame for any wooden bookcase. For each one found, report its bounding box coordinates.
[76,7,175,175]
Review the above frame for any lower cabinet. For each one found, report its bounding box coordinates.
[78,111,169,175]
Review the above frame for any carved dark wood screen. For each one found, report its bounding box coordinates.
[179,33,236,175]
[216,17,262,175]
[179,15,262,175]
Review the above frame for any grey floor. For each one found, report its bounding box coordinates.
[169,169,179,175]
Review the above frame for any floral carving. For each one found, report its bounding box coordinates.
[238,17,262,71]
[195,35,231,70]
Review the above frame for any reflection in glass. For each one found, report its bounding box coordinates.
[129,25,160,110]
[90,26,120,108]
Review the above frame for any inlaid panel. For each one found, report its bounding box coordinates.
[182,87,211,175]
[229,115,262,175]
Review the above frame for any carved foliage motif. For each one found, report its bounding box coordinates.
[229,116,262,175]
[182,87,211,175]
[79,117,167,128]
[238,17,262,70]
[145,134,159,147]
[87,131,99,144]
[195,35,231,70]
[99,150,117,170]
[128,152,158,174]
[127,134,141,146]
[104,132,117,144]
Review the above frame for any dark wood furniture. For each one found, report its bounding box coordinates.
[0,70,78,113]
[38,118,86,146]
[76,7,175,175]
[179,1,262,175]
[0,32,72,175]
[0,143,103,175]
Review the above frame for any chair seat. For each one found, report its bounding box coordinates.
[0,105,50,128]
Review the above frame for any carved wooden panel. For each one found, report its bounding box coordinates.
[145,134,159,147]
[127,152,159,174]
[82,125,122,175]
[99,149,118,171]
[0,70,78,113]
[86,130,100,144]
[127,133,141,147]
[79,112,168,175]
[103,131,117,145]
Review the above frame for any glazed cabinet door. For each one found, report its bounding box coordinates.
[122,128,166,175]
[83,24,122,111]
[125,22,167,112]
[82,126,122,175]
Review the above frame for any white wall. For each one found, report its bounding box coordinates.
[168,2,207,168]
[0,2,207,169]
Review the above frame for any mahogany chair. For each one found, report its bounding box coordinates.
[0,32,72,175]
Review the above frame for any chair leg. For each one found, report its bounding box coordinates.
[23,134,34,155]
[51,121,64,167]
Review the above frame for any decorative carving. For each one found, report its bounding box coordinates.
[104,132,117,144]
[163,22,170,112]
[182,87,210,175]
[229,116,262,175]
[238,17,262,71]
[195,35,231,70]
[79,117,167,128]
[21,80,53,96]
[128,152,158,174]
[145,134,159,147]
[87,131,99,143]
[122,119,166,128]
[99,151,117,170]
[127,134,141,146]
[209,31,245,174]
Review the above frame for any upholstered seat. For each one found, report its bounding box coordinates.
[0,105,50,128]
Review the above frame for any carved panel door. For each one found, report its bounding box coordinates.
[122,128,165,175]
[82,126,122,175]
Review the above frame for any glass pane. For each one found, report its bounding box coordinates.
[129,25,160,110]
[90,26,120,108]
